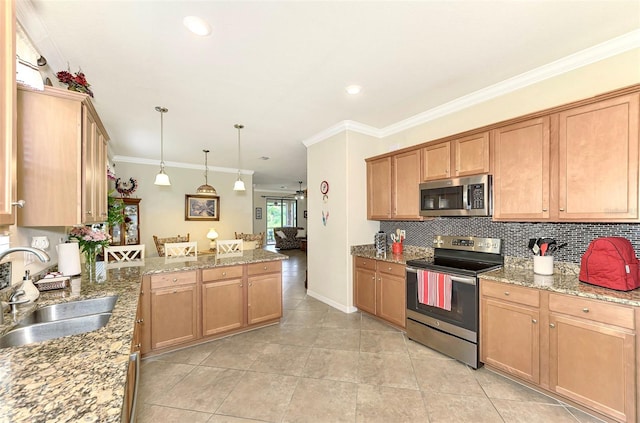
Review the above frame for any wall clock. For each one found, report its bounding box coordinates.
[320,180,329,194]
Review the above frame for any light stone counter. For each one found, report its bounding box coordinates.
[481,260,640,307]
[350,244,431,264]
[0,249,287,422]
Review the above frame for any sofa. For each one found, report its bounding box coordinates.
[274,227,305,250]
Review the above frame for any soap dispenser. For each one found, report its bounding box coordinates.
[20,270,40,303]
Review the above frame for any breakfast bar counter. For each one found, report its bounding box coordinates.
[0,249,287,422]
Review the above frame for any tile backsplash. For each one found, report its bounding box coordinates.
[381,218,640,264]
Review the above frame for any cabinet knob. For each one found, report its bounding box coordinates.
[239,284,243,287]
[582,308,589,313]
[504,292,510,296]
[136,319,143,324]
[172,278,178,283]
[263,266,268,270]
[173,290,177,293]
[11,200,25,208]
[388,267,392,271]
[542,208,548,212]
[532,319,537,324]
[371,276,375,280]
[222,272,226,276]
[135,343,141,348]
[86,210,93,215]
[550,323,555,328]
[559,208,565,211]
[249,282,252,286]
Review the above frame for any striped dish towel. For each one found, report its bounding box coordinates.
[417,270,452,311]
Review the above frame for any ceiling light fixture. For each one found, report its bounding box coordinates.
[233,124,246,191]
[196,149,217,195]
[154,106,171,186]
[295,181,305,200]
[345,85,362,95]
[183,16,212,36]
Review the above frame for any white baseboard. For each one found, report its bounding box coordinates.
[306,289,358,313]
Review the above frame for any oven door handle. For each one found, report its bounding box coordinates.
[406,267,476,286]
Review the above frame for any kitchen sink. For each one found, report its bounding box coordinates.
[15,295,118,327]
[0,313,112,349]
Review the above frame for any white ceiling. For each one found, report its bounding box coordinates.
[18,0,640,193]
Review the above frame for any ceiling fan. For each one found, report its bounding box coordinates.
[260,181,306,201]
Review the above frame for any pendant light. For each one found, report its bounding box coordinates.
[295,181,305,200]
[154,106,171,186]
[196,149,217,195]
[233,124,246,191]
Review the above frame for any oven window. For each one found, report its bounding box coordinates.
[421,186,463,210]
[407,271,477,332]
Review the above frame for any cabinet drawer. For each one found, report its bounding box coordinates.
[549,293,634,330]
[377,261,405,277]
[354,257,376,271]
[202,266,243,282]
[247,260,282,276]
[481,280,539,307]
[150,271,197,290]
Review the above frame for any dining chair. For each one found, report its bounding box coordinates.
[164,241,198,257]
[104,244,145,262]
[216,239,243,254]
[153,234,190,256]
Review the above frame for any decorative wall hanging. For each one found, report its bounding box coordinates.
[185,194,220,221]
[255,207,262,220]
[115,177,138,197]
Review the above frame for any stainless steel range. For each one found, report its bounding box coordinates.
[406,235,503,369]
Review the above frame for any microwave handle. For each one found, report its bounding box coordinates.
[464,185,470,210]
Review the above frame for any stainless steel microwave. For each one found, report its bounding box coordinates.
[419,175,492,217]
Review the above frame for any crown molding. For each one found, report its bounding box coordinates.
[303,29,640,146]
[112,155,254,175]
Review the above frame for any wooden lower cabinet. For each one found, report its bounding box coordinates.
[202,266,244,336]
[353,257,406,328]
[141,261,283,356]
[149,271,198,350]
[480,279,637,422]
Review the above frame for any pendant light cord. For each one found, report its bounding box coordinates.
[155,106,168,170]
[235,124,244,178]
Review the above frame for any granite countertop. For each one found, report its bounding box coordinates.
[351,244,431,264]
[0,249,287,422]
[481,263,640,307]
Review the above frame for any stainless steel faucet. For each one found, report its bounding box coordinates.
[0,247,50,263]
[0,247,50,325]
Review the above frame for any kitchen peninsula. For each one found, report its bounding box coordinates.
[0,249,287,422]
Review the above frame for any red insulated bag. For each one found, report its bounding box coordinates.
[579,237,640,291]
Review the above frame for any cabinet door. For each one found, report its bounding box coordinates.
[150,284,198,350]
[377,272,406,328]
[367,157,392,219]
[0,0,16,226]
[454,132,490,177]
[392,149,422,219]
[354,266,376,315]
[480,297,540,384]
[202,279,244,336]
[549,314,636,422]
[82,108,97,223]
[95,133,108,221]
[558,94,639,221]
[422,142,450,181]
[493,116,551,220]
[247,273,282,325]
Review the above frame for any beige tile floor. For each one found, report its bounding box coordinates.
[136,249,605,423]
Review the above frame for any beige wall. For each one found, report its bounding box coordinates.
[308,49,640,311]
[113,161,253,256]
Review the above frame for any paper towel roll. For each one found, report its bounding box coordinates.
[57,243,81,276]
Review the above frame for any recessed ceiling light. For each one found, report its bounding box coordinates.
[183,16,212,36]
[345,85,362,95]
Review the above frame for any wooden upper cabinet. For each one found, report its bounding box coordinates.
[367,156,392,219]
[558,94,639,221]
[454,132,490,177]
[492,116,551,221]
[422,142,450,181]
[0,0,16,226]
[367,149,422,221]
[392,149,421,219]
[16,86,109,226]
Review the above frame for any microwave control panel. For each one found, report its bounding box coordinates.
[469,184,485,209]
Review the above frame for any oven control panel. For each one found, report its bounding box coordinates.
[433,235,501,254]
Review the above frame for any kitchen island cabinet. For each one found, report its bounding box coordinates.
[0,244,286,422]
[247,261,283,325]
[16,85,109,226]
[480,274,638,423]
[202,265,244,336]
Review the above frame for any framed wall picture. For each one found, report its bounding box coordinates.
[304,210,307,219]
[185,194,220,221]
[255,207,262,220]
